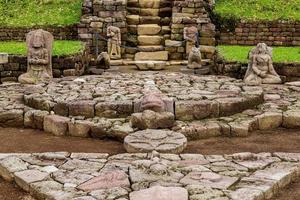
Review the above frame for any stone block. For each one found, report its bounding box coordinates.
[282,110,300,128]
[138,35,162,45]
[137,24,161,35]
[256,112,282,130]
[95,101,133,118]
[135,51,168,61]
[44,115,70,136]
[175,100,219,121]
[69,100,95,118]
[14,170,49,192]
[68,121,91,138]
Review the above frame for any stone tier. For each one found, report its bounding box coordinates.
[0,152,299,200]
[2,74,300,142]
[23,73,264,120]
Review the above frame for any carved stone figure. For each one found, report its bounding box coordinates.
[19,29,53,84]
[96,52,110,69]
[107,26,121,60]
[188,46,201,69]
[244,43,282,86]
[184,26,198,55]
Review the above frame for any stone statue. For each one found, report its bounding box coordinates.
[244,43,281,86]
[19,29,53,84]
[96,52,110,69]
[188,46,201,69]
[183,26,198,55]
[107,26,121,60]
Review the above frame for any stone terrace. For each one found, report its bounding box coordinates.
[1,72,300,141]
[0,152,299,200]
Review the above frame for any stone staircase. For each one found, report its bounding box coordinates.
[126,0,171,61]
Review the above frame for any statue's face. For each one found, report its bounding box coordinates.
[257,43,267,54]
[33,32,44,48]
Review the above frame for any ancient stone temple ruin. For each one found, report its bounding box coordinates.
[79,0,216,70]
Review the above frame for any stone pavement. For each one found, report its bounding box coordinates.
[0,152,299,200]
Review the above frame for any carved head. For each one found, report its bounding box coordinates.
[32,31,45,48]
[140,93,165,112]
[256,43,268,54]
[191,46,200,55]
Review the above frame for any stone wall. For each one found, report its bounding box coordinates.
[217,21,300,46]
[170,0,216,60]
[0,55,79,83]
[214,60,300,81]
[79,0,127,55]
[0,25,78,41]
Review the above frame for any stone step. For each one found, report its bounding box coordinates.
[139,0,160,9]
[126,15,140,25]
[135,51,169,61]
[138,35,163,45]
[140,16,161,24]
[137,45,164,52]
[137,24,161,35]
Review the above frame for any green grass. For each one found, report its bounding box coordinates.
[218,45,300,63]
[0,40,84,56]
[214,0,300,21]
[0,0,82,27]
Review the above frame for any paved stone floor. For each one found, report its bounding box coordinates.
[0,152,299,200]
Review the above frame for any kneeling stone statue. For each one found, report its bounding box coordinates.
[188,46,201,69]
[244,43,281,86]
[19,29,53,84]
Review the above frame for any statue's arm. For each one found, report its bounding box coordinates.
[40,50,49,65]
[268,58,278,76]
[251,56,263,76]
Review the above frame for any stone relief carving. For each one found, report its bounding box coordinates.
[19,29,53,84]
[107,26,121,60]
[184,26,198,56]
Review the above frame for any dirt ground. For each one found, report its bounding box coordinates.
[0,127,299,199]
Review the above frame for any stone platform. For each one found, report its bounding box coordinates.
[1,72,300,142]
[0,152,299,200]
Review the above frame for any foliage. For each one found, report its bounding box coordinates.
[214,0,300,21]
[217,45,300,63]
[0,40,84,56]
[0,0,82,27]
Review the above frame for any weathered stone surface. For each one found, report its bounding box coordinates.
[135,61,167,70]
[282,110,300,128]
[95,101,133,118]
[256,112,282,130]
[175,100,219,121]
[131,110,174,129]
[69,100,95,118]
[130,186,188,200]
[0,157,28,181]
[14,169,49,191]
[135,51,168,61]
[180,171,238,189]
[77,170,130,191]
[68,121,91,137]
[44,115,70,136]
[124,129,187,153]
[138,24,161,35]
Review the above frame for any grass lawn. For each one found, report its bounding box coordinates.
[0,0,82,27]
[214,0,300,21]
[217,45,300,63]
[0,40,84,56]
